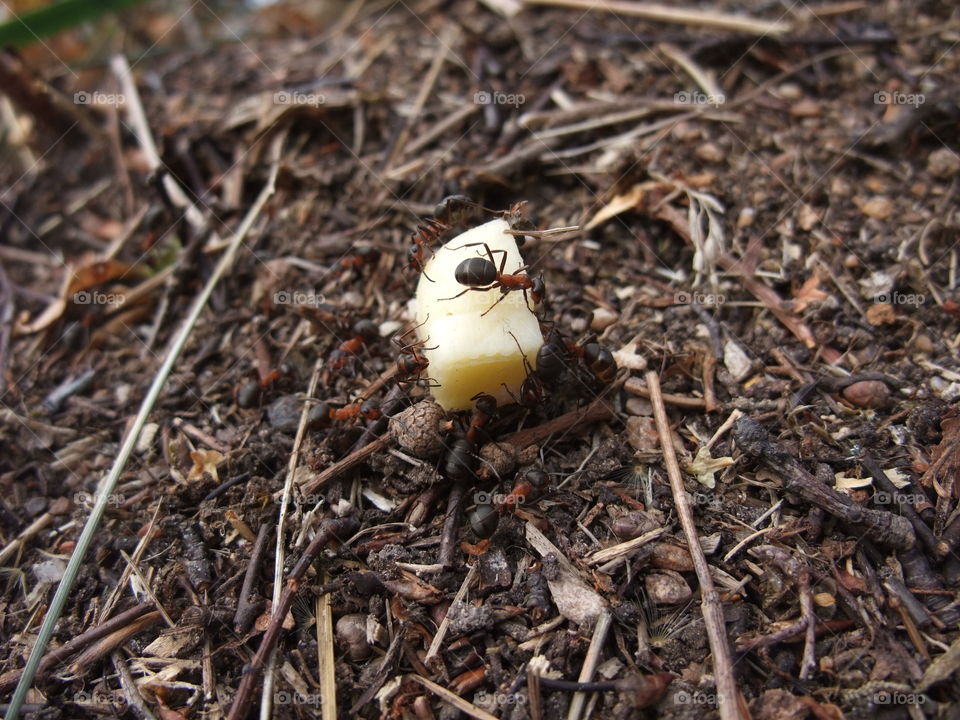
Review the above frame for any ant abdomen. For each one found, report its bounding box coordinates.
[454,257,497,287]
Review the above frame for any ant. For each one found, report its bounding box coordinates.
[498,468,548,512]
[441,241,546,316]
[309,398,381,428]
[465,392,497,445]
[392,318,439,387]
[407,195,495,282]
[468,468,549,538]
[504,331,546,406]
[565,338,617,384]
[328,319,379,372]
[338,245,380,273]
[440,392,497,481]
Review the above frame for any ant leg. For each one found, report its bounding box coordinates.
[500,382,521,406]
[446,242,509,270]
[439,286,485,302]
[479,290,510,317]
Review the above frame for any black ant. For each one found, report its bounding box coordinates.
[441,241,546,316]
[328,319,379,372]
[392,318,439,387]
[407,195,495,282]
[309,398,381,428]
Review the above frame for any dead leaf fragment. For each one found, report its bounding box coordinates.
[866,303,897,325]
[187,450,225,482]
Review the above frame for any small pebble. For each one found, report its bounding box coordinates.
[612,511,659,539]
[736,207,756,228]
[842,380,890,409]
[237,380,261,409]
[644,570,692,605]
[267,395,302,433]
[912,334,933,354]
[860,197,893,220]
[590,307,618,332]
[790,98,821,117]
[625,397,652,416]
[928,147,960,179]
[723,340,753,382]
[695,142,725,163]
[335,614,372,661]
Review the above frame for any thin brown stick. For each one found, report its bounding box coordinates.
[522,0,792,34]
[646,370,744,720]
[234,521,274,633]
[624,376,706,409]
[300,435,391,494]
[225,518,358,720]
[0,602,156,693]
[66,611,163,676]
[501,395,615,448]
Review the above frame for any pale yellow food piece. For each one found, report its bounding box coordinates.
[415,219,543,411]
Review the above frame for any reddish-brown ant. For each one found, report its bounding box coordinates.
[565,338,617,384]
[498,469,548,512]
[328,319,379,372]
[466,392,497,445]
[309,398,381,428]
[504,331,546,406]
[441,392,497,481]
[392,318,439,387]
[407,195,495,282]
[338,245,381,273]
[442,242,546,316]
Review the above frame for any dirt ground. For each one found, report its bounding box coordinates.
[1,1,960,718]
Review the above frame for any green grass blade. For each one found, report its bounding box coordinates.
[0,0,148,48]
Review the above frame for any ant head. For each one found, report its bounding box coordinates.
[471,392,498,415]
[360,398,381,419]
[434,194,473,220]
[522,469,549,489]
[532,275,546,301]
[352,319,379,341]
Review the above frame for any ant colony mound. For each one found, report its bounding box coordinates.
[414,219,544,411]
